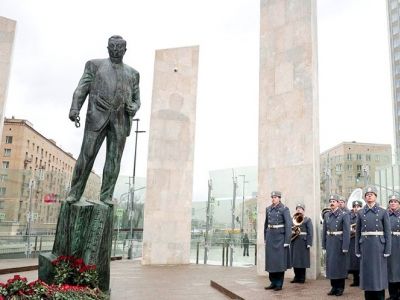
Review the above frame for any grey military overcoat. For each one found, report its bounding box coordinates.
[264,203,291,272]
[322,208,350,279]
[355,204,392,291]
[348,211,360,271]
[388,209,400,283]
[291,217,313,268]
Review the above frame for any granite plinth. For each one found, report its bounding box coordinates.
[39,200,114,292]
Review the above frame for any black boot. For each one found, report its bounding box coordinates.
[335,289,344,296]
[328,288,336,296]
[264,284,275,290]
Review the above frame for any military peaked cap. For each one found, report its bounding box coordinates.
[271,191,282,198]
[364,185,378,197]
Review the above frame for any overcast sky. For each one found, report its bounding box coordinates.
[0,0,393,201]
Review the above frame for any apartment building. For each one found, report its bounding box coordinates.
[0,117,101,234]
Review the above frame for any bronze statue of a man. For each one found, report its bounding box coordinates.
[66,35,140,205]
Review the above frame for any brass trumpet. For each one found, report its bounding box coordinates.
[291,212,304,241]
[320,207,331,224]
[350,223,356,238]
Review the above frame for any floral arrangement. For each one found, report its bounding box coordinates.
[0,256,107,299]
[52,256,99,288]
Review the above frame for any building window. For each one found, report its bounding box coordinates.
[395,36,400,48]
[2,161,9,169]
[392,13,399,23]
[356,154,362,160]
[366,154,371,161]
[346,164,353,171]
[5,136,12,144]
[0,174,7,182]
[3,149,11,157]
[347,154,352,161]
[0,187,6,196]
[394,24,400,35]
[375,155,380,161]
[357,165,362,172]
[336,164,342,172]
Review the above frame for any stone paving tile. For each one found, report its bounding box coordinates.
[0,259,375,299]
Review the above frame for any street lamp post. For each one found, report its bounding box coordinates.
[26,178,34,258]
[26,167,44,258]
[128,119,145,259]
[238,175,248,234]
[230,174,237,266]
[204,180,212,264]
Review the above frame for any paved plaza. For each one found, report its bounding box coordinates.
[0,258,369,299]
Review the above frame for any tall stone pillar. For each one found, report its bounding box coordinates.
[0,16,16,134]
[142,46,199,265]
[258,0,320,279]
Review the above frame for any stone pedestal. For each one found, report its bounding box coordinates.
[258,0,320,279]
[39,201,114,292]
[142,46,199,265]
[0,16,16,134]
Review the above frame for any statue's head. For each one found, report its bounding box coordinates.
[107,35,127,63]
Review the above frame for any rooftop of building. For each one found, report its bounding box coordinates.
[3,117,100,178]
[321,141,392,156]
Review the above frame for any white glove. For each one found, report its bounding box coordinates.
[355,254,361,258]
[384,254,390,257]
[284,244,289,248]
[307,245,311,249]
[342,250,348,253]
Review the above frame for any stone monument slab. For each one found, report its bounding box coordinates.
[0,16,16,134]
[142,46,199,265]
[258,0,320,279]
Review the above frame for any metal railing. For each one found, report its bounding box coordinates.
[191,237,257,267]
[0,235,55,258]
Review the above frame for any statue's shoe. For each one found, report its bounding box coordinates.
[100,199,114,206]
[65,196,78,203]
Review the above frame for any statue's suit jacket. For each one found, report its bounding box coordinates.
[70,58,140,136]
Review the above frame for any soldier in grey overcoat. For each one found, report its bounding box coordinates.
[355,185,392,300]
[290,203,313,284]
[348,200,363,287]
[339,196,350,214]
[387,194,400,300]
[264,191,291,291]
[322,194,350,296]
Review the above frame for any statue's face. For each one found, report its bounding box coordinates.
[107,40,126,60]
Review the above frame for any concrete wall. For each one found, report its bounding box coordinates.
[142,46,199,265]
[258,0,320,279]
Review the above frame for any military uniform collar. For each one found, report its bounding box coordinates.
[389,209,400,217]
[330,208,340,217]
[271,202,283,210]
[364,203,379,213]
